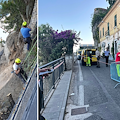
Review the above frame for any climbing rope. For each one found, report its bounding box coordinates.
[20,34,37,77]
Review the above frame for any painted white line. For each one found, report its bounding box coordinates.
[64,61,93,120]
[79,85,84,106]
[78,60,83,81]
[78,60,84,106]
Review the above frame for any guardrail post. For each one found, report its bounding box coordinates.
[62,59,64,73]
[64,56,67,71]
[52,63,55,89]
[39,76,44,109]
[59,60,60,79]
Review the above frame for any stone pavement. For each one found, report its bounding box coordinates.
[42,70,72,120]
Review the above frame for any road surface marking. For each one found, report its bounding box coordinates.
[78,60,84,106]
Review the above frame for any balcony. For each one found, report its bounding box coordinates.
[105,30,110,38]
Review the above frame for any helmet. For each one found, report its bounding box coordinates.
[22,21,27,26]
[15,58,21,63]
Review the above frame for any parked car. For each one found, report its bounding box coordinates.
[77,50,82,60]
[81,49,97,66]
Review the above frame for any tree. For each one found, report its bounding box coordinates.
[39,24,81,63]
[0,0,35,32]
[106,0,117,7]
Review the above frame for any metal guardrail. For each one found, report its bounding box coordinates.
[39,57,65,112]
[21,81,37,120]
[8,64,37,120]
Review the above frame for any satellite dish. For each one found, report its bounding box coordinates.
[102,42,106,47]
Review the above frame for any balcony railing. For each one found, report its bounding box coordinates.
[105,30,110,37]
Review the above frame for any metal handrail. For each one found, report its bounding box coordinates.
[39,57,64,69]
[39,57,65,112]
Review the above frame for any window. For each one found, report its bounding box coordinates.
[108,22,109,35]
[114,15,117,27]
[103,28,104,36]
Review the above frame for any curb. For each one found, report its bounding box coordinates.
[59,70,72,120]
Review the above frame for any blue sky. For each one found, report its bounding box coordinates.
[38,0,109,46]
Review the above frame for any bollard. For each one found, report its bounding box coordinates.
[7,93,15,108]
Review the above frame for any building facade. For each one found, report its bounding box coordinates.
[98,0,120,60]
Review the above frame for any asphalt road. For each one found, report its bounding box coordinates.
[65,58,120,120]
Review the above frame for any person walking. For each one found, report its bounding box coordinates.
[96,48,100,68]
[20,21,32,51]
[86,51,91,67]
[104,48,110,67]
[13,58,27,83]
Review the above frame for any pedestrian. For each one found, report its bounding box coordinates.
[104,47,110,67]
[115,44,120,78]
[96,48,100,68]
[38,68,51,120]
[13,58,28,84]
[20,21,32,51]
[86,51,91,66]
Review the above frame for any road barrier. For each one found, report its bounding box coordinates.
[39,57,65,113]
[110,62,120,88]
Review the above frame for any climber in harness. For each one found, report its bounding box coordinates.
[13,58,28,84]
[20,21,32,51]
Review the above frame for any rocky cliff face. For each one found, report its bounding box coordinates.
[0,1,37,119]
[92,8,107,47]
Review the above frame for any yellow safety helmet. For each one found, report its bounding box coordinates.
[22,21,27,26]
[15,58,21,63]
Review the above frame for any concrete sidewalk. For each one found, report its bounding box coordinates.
[42,70,72,120]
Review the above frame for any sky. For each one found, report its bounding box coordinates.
[38,0,109,51]
[0,28,9,41]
